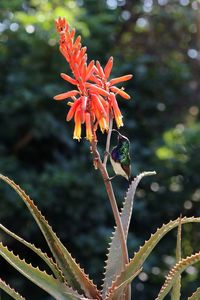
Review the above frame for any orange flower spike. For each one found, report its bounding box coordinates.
[60,73,77,85]
[66,98,82,121]
[89,84,110,97]
[104,56,113,79]
[54,90,80,101]
[76,47,87,62]
[99,117,108,133]
[81,63,87,82]
[99,95,109,124]
[109,74,133,86]
[85,60,95,80]
[85,113,93,141]
[55,18,68,33]
[91,94,107,118]
[88,74,102,85]
[109,93,123,128]
[72,48,80,62]
[96,61,105,78]
[73,109,82,141]
[73,63,81,80]
[73,35,81,49]
[59,46,70,62]
[70,28,76,41]
[110,86,131,100]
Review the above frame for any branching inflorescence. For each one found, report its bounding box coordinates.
[54,17,132,142]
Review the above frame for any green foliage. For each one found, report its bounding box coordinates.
[171,218,182,300]
[0,278,25,300]
[102,172,156,297]
[1,174,200,300]
[0,0,200,299]
[156,251,200,300]
[188,287,200,300]
[0,174,100,300]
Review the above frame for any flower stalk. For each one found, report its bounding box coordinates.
[90,139,129,268]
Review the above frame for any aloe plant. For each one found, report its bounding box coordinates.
[1,17,200,300]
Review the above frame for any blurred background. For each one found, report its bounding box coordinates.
[0,0,200,299]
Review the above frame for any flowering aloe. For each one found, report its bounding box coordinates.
[54,17,132,141]
[1,17,200,300]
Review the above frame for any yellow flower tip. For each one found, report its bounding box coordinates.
[73,136,82,142]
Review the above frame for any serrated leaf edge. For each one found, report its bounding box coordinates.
[0,242,82,300]
[156,251,200,300]
[102,171,156,296]
[188,287,200,300]
[0,174,101,300]
[106,217,200,298]
[0,277,26,300]
[0,223,64,282]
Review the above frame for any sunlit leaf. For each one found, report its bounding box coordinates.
[0,243,82,300]
[171,216,182,300]
[106,217,200,299]
[0,223,63,282]
[156,251,200,300]
[0,174,101,300]
[0,278,26,300]
[102,171,156,296]
[188,287,200,300]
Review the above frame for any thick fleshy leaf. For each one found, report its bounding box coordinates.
[107,217,200,299]
[156,251,200,300]
[0,223,63,282]
[188,287,200,300]
[107,268,142,300]
[0,278,26,300]
[102,171,156,296]
[0,243,82,300]
[0,174,101,300]
[171,217,182,300]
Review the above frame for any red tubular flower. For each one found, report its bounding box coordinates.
[54,17,132,140]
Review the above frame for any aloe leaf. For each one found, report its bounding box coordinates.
[0,277,26,300]
[102,171,156,296]
[156,251,200,300]
[107,217,200,298]
[0,223,63,282]
[171,216,182,300]
[188,287,200,300]
[0,174,101,300]
[0,243,83,300]
[106,268,142,300]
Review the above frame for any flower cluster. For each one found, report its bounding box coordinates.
[54,17,132,141]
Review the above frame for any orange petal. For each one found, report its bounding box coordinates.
[96,60,105,78]
[73,109,82,141]
[91,94,107,118]
[85,60,95,80]
[110,86,130,100]
[60,73,77,85]
[70,28,76,41]
[66,98,81,121]
[109,74,133,86]
[81,63,87,81]
[89,84,110,97]
[109,93,123,128]
[54,90,80,101]
[85,113,93,141]
[104,56,113,79]
[73,35,81,48]
[59,45,70,62]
